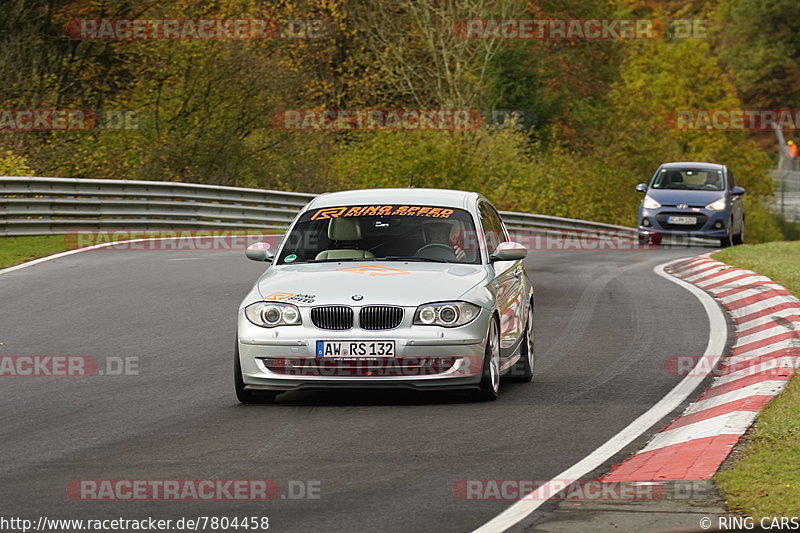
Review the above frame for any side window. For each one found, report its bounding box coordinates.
[478,202,506,254]
[727,170,736,190]
[491,205,510,241]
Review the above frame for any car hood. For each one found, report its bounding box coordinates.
[256,261,489,307]
[646,188,725,206]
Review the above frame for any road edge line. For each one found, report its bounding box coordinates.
[471,255,727,533]
[0,235,268,276]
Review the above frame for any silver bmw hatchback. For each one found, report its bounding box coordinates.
[235,188,534,403]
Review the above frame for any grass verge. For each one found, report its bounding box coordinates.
[713,242,800,295]
[0,235,73,269]
[713,241,800,518]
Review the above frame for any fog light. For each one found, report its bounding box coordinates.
[642,218,651,227]
[714,221,724,229]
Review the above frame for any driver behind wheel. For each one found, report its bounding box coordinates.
[418,221,466,261]
[703,172,721,190]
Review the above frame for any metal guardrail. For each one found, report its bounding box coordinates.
[0,177,314,235]
[0,176,662,242]
[499,211,636,237]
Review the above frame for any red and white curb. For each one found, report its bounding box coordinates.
[604,254,800,482]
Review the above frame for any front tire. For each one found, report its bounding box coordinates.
[235,344,277,404]
[720,219,733,247]
[475,319,501,401]
[508,304,534,382]
[732,220,744,245]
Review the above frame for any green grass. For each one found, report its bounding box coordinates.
[0,235,74,268]
[714,242,800,296]
[713,241,800,518]
[714,241,800,295]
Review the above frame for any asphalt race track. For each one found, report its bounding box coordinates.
[0,244,714,532]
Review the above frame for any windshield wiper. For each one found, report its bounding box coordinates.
[302,257,377,263]
[382,256,449,263]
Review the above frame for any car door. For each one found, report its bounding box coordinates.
[478,201,524,357]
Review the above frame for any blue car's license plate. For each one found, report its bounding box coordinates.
[316,341,395,357]
[667,216,697,225]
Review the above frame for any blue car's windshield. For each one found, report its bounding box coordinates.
[651,168,725,191]
[277,205,481,265]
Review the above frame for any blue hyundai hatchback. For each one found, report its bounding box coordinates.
[636,162,746,247]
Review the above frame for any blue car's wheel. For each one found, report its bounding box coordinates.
[733,220,744,245]
[720,220,733,248]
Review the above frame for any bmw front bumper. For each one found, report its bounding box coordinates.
[237,306,490,392]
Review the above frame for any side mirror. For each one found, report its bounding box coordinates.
[491,241,527,262]
[732,186,746,196]
[635,183,648,193]
[246,242,275,262]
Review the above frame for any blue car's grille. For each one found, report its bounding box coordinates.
[311,306,353,330]
[359,306,404,330]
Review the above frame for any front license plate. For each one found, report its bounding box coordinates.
[667,216,697,225]
[316,341,395,358]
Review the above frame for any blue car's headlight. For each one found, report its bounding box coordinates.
[413,301,481,327]
[643,195,661,209]
[705,198,727,211]
[245,302,302,327]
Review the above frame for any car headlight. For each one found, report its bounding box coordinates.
[413,301,481,327]
[642,195,661,209]
[244,302,302,328]
[705,198,726,211]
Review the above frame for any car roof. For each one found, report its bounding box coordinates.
[307,188,483,210]
[659,161,726,170]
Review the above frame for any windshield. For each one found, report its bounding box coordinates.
[277,204,481,265]
[651,168,725,191]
